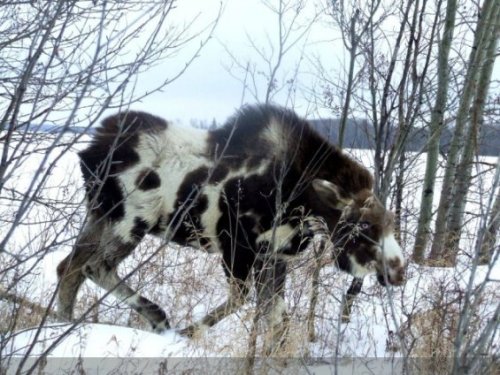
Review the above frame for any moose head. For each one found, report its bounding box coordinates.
[312,179,405,286]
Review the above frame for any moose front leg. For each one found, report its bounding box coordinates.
[341,277,363,323]
[254,257,289,356]
[180,245,254,337]
[307,238,329,342]
[179,279,250,337]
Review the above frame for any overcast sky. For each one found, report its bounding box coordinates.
[127,0,343,124]
[122,0,499,126]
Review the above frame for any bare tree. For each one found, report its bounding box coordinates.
[313,0,498,369]
[429,0,499,263]
[477,161,500,264]
[413,0,457,263]
[331,1,380,148]
[222,0,320,106]
[443,3,500,261]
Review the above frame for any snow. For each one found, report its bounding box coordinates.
[5,324,190,358]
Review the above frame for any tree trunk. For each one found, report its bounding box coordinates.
[394,152,405,242]
[374,0,413,202]
[428,0,497,263]
[444,3,500,260]
[338,10,359,148]
[478,167,500,264]
[413,0,456,263]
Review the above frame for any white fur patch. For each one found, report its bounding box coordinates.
[348,255,376,278]
[268,296,287,327]
[198,183,223,252]
[112,125,209,243]
[257,224,297,252]
[379,233,405,283]
[379,233,404,264]
[121,292,141,306]
[262,119,288,157]
[108,120,278,254]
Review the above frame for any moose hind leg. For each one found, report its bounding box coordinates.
[57,219,103,321]
[83,231,170,333]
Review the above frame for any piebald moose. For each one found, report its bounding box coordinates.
[57,105,405,352]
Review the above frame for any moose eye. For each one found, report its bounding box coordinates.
[360,221,371,230]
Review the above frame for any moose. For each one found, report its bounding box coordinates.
[57,104,405,353]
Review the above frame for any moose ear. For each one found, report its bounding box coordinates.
[312,179,352,209]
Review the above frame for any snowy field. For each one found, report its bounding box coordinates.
[0,133,498,374]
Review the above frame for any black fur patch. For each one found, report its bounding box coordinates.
[216,169,279,280]
[346,278,363,296]
[136,168,161,190]
[333,250,352,273]
[208,104,373,192]
[79,111,167,222]
[171,194,209,245]
[167,167,210,245]
[131,217,149,241]
[207,106,274,169]
[83,174,125,221]
[208,164,229,184]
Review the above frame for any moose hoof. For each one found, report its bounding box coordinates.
[178,323,207,338]
[56,310,73,322]
[308,332,317,342]
[341,314,351,323]
[178,325,195,338]
[152,319,170,334]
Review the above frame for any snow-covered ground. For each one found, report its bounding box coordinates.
[1,133,498,374]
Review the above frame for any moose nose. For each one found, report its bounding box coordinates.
[376,267,405,286]
[391,267,405,285]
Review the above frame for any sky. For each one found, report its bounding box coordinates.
[104,0,499,126]
[125,0,343,125]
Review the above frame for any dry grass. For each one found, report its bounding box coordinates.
[1,232,497,375]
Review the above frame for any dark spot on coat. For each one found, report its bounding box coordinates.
[207,106,275,169]
[103,260,113,272]
[136,168,161,190]
[84,175,125,221]
[208,164,229,184]
[131,217,149,241]
[167,167,210,245]
[333,250,352,273]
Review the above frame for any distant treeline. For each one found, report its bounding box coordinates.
[310,118,499,157]
[18,118,499,156]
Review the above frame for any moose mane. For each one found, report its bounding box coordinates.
[208,104,374,198]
